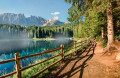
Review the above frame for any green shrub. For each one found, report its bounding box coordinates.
[114,35,120,40]
[102,41,107,48]
[96,36,102,42]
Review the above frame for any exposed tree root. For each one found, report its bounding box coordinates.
[102,43,119,56]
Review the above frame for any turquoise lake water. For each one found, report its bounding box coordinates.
[0,39,73,76]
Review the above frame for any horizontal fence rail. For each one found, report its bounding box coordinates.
[20,54,61,71]
[18,47,61,60]
[0,58,15,64]
[0,39,95,78]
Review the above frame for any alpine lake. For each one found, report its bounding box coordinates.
[0,39,73,76]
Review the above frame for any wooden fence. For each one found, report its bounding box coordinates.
[0,40,91,78]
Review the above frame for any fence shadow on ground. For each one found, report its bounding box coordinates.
[49,41,97,78]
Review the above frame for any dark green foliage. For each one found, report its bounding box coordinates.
[102,40,107,48]
[65,0,94,22]
[41,23,75,38]
[66,0,120,42]
[65,0,109,39]
[114,35,120,40]
[96,36,102,42]
[0,23,75,39]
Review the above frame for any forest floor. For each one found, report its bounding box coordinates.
[45,41,120,78]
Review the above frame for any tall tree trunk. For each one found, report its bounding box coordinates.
[107,2,114,47]
[101,27,104,40]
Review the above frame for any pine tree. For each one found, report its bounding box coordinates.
[107,0,114,47]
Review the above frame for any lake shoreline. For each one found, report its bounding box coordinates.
[0,37,73,41]
[33,38,56,40]
[33,38,73,40]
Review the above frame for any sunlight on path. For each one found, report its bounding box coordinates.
[46,41,120,78]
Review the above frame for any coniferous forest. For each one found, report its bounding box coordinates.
[66,0,120,39]
[0,23,75,39]
[65,0,120,48]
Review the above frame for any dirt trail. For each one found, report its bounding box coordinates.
[46,41,120,78]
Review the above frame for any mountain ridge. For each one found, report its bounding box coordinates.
[0,13,67,26]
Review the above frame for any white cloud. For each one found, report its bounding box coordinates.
[51,12,60,16]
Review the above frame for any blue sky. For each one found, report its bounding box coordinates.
[0,0,71,22]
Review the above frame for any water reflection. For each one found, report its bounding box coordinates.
[0,39,73,76]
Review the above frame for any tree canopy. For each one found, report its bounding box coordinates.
[65,0,120,41]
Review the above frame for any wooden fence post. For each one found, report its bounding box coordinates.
[74,42,76,55]
[15,53,21,78]
[60,45,64,60]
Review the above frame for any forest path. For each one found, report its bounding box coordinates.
[46,41,120,78]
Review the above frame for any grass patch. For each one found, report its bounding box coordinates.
[13,56,61,78]
[96,36,102,42]
[73,37,88,41]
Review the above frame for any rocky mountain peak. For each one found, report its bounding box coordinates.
[0,13,67,26]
